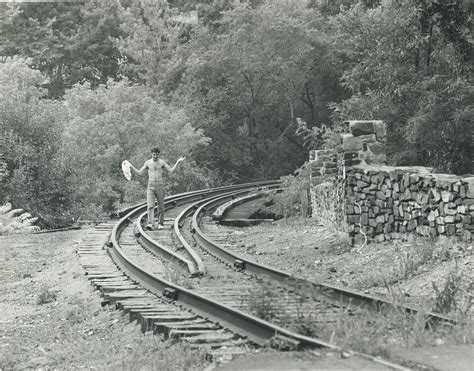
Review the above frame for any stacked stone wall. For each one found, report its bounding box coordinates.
[345,165,474,243]
[308,120,474,243]
[341,120,474,243]
[309,149,337,176]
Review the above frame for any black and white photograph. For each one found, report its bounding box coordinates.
[0,0,473,369]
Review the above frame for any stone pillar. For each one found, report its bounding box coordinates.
[342,120,387,166]
[342,121,387,245]
[309,149,337,176]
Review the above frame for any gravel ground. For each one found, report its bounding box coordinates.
[219,217,473,311]
[1,218,472,370]
[0,229,207,370]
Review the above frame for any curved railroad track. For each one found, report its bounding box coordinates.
[78,181,452,369]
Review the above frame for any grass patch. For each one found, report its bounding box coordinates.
[244,275,472,359]
[36,286,57,305]
[354,236,461,289]
[65,295,89,324]
[161,260,195,289]
[432,263,472,315]
[290,299,472,358]
[310,178,347,235]
[246,281,280,321]
[118,335,208,371]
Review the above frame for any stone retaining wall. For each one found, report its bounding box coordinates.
[345,165,474,243]
[341,120,473,243]
[309,149,337,176]
[309,120,473,243]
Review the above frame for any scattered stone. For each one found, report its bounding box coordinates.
[434,338,445,346]
[340,351,354,359]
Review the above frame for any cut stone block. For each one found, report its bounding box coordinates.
[342,134,363,151]
[368,142,386,155]
[365,153,386,165]
[357,134,377,143]
[348,121,375,136]
[465,177,474,198]
[374,121,386,140]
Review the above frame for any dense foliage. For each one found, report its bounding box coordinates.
[0,0,472,226]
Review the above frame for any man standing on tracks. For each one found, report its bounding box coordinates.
[130,148,185,231]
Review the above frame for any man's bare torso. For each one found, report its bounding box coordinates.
[145,158,169,185]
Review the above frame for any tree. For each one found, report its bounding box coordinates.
[176,1,340,180]
[328,0,473,174]
[115,0,191,94]
[0,0,128,98]
[62,79,213,212]
[0,57,73,226]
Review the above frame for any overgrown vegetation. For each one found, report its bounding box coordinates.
[247,276,472,359]
[269,164,312,218]
[311,303,472,358]
[432,264,472,315]
[240,227,473,357]
[246,282,280,321]
[353,237,469,290]
[36,286,57,305]
[1,0,472,226]
[310,178,347,233]
[161,260,195,289]
[119,336,208,371]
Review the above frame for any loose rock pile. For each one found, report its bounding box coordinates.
[0,203,40,235]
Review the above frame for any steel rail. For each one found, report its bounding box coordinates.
[133,182,279,275]
[192,195,456,324]
[109,188,339,348]
[108,185,409,371]
[135,209,198,274]
[115,180,280,218]
[173,203,206,274]
[171,189,257,276]
[106,183,412,370]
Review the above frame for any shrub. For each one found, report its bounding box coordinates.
[37,287,57,305]
[246,282,279,321]
[432,263,472,315]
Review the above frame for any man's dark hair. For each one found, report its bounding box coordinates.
[151,147,161,154]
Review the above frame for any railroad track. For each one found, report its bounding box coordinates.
[77,181,451,368]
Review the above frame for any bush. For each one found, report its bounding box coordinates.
[270,163,312,218]
[1,58,74,228]
[37,287,57,305]
[432,263,472,315]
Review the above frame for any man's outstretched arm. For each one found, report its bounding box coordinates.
[131,162,147,176]
[163,156,186,173]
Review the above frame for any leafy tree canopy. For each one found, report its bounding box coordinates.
[0,0,128,98]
